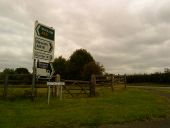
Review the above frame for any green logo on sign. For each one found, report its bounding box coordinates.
[36,24,55,41]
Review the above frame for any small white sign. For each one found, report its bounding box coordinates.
[47,82,65,86]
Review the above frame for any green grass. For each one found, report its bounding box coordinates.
[128,83,170,87]
[0,87,169,128]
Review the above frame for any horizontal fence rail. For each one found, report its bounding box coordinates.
[0,73,127,100]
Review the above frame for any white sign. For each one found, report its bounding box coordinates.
[35,38,53,53]
[47,81,64,104]
[47,82,65,86]
[37,68,50,78]
[36,61,54,79]
[33,21,55,62]
[34,51,53,61]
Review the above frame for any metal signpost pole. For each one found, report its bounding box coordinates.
[32,59,36,101]
[32,21,37,101]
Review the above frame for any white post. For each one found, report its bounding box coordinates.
[60,85,62,100]
[57,86,59,97]
[47,81,65,103]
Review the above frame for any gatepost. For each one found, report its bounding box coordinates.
[3,75,8,97]
[110,74,114,92]
[55,74,61,97]
[90,74,96,97]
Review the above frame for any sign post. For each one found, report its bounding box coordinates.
[32,59,36,100]
[36,61,54,79]
[32,20,55,100]
[47,81,65,104]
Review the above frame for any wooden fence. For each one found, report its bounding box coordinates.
[113,74,127,88]
[0,74,127,99]
[63,80,91,97]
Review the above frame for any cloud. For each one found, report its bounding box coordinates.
[0,0,170,74]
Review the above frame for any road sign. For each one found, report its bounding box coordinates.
[47,81,64,104]
[36,68,50,78]
[33,21,55,62]
[34,51,53,61]
[36,61,54,79]
[37,60,49,69]
[47,82,65,86]
[35,38,53,53]
[36,24,55,41]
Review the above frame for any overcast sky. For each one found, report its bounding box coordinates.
[1,0,170,74]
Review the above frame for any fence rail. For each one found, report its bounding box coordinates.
[0,73,127,99]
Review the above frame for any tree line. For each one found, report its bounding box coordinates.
[0,49,104,82]
[126,72,170,84]
[0,68,31,84]
[1,48,170,84]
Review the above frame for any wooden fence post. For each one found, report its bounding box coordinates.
[55,74,61,97]
[110,74,114,92]
[90,74,96,97]
[4,75,8,97]
[124,74,127,88]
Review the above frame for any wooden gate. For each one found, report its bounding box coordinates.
[63,80,91,97]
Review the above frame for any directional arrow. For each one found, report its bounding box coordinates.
[36,61,55,79]
[49,43,53,52]
[35,24,55,41]
[36,24,40,36]
[35,38,53,53]
[48,63,55,79]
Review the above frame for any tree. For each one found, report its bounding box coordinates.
[82,62,104,80]
[68,49,94,80]
[0,68,15,80]
[14,68,31,84]
[15,68,30,74]
[53,56,67,79]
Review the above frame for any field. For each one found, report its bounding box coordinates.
[0,85,170,128]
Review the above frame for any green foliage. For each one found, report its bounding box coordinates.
[82,62,104,80]
[2,68,15,74]
[68,49,94,80]
[0,68,15,79]
[0,68,31,85]
[14,68,31,85]
[15,68,30,74]
[53,56,67,79]
[127,72,170,84]
[53,49,105,80]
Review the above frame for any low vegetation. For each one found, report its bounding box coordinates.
[0,86,169,128]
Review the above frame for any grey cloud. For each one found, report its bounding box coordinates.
[1,0,170,74]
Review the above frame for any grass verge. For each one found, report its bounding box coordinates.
[0,87,169,128]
